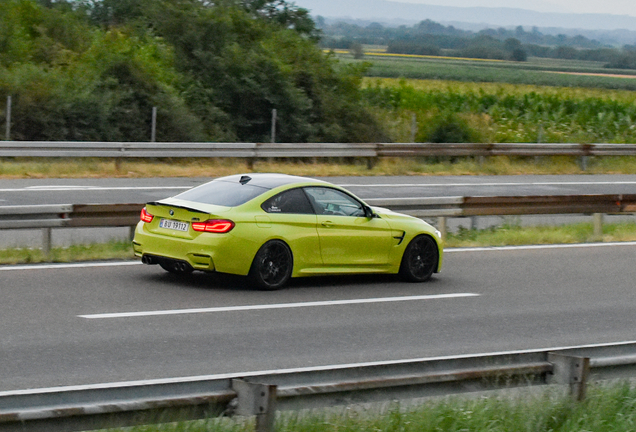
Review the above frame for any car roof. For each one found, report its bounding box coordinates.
[214,173,328,189]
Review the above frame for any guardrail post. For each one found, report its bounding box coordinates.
[151,107,157,142]
[271,109,277,144]
[535,124,543,165]
[547,353,591,401]
[438,216,447,240]
[231,379,277,432]
[150,107,157,142]
[593,213,603,240]
[42,228,52,258]
[410,112,417,142]
[5,95,11,141]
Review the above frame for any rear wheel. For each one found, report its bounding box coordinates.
[249,240,293,290]
[399,235,438,282]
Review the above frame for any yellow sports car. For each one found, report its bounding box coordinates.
[133,174,443,289]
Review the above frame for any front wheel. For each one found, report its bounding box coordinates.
[248,240,293,290]
[399,235,438,282]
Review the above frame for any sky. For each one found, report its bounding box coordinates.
[396,0,636,17]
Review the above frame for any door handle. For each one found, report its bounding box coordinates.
[321,221,334,227]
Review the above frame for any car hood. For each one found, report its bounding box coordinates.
[371,206,413,220]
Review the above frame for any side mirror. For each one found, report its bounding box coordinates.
[363,205,377,219]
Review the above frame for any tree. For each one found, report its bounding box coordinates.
[137,0,385,142]
[2,0,386,143]
[510,48,527,62]
[241,0,320,40]
[350,42,364,59]
[79,0,147,27]
[504,38,522,52]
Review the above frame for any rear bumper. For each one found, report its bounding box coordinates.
[139,253,208,272]
[132,222,231,273]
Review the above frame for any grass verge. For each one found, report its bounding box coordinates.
[101,382,636,432]
[0,240,134,265]
[2,222,636,265]
[3,155,636,178]
[445,220,636,247]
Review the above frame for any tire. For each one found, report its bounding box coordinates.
[399,235,438,282]
[249,240,293,290]
[159,260,193,275]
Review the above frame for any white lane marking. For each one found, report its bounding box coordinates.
[0,261,142,271]
[0,186,190,192]
[79,293,480,319]
[3,241,636,272]
[339,181,636,188]
[2,180,636,193]
[3,339,635,396]
[25,185,100,190]
[447,241,636,253]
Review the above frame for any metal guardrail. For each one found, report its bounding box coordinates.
[2,141,636,160]
[1,342,636,432]
[364,194,636,217]
[2,194,636,252]
[0,142,377,158]
[377,142,636,157]
[4,194,636,229]
[0,204,139,230]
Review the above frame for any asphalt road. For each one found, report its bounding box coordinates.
[1,243,635,392]
[3,174,636,206]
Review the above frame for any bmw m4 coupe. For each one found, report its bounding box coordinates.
[133,174,443,289]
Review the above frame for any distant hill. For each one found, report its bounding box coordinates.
[294,0,636,32]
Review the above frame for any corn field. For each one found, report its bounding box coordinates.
[364,78,636,144]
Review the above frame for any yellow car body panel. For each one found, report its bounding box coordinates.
[132,174,443,283]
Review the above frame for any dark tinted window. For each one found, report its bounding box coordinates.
[304,187,365,217]
[174,180,268,207]
[262,188,314,214]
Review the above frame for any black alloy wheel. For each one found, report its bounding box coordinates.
[399,235,438,282]
[249,240,293,290]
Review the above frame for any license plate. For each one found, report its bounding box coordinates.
[159,219,189,232]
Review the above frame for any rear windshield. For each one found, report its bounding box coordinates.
[174,180,269,207]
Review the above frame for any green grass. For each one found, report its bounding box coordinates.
[444,220,636,248]
[338,54,636,90]
[101,382,636,432]
[0,240,134,265]
[4,154,636,179]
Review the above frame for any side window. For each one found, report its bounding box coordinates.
[304,187,366,217]
[261,188,314,214]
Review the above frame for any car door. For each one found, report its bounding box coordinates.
[260,187,321,268]
[303,187,392,266]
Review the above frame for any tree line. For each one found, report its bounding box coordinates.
[319,18,636,67]
[0,0,386,142]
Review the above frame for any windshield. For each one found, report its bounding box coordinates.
[174,179,269,207]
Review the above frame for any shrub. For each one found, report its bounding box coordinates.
[418,111,483,143]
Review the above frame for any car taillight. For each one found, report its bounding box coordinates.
[192,219,235,233]
[140,207,154,223]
